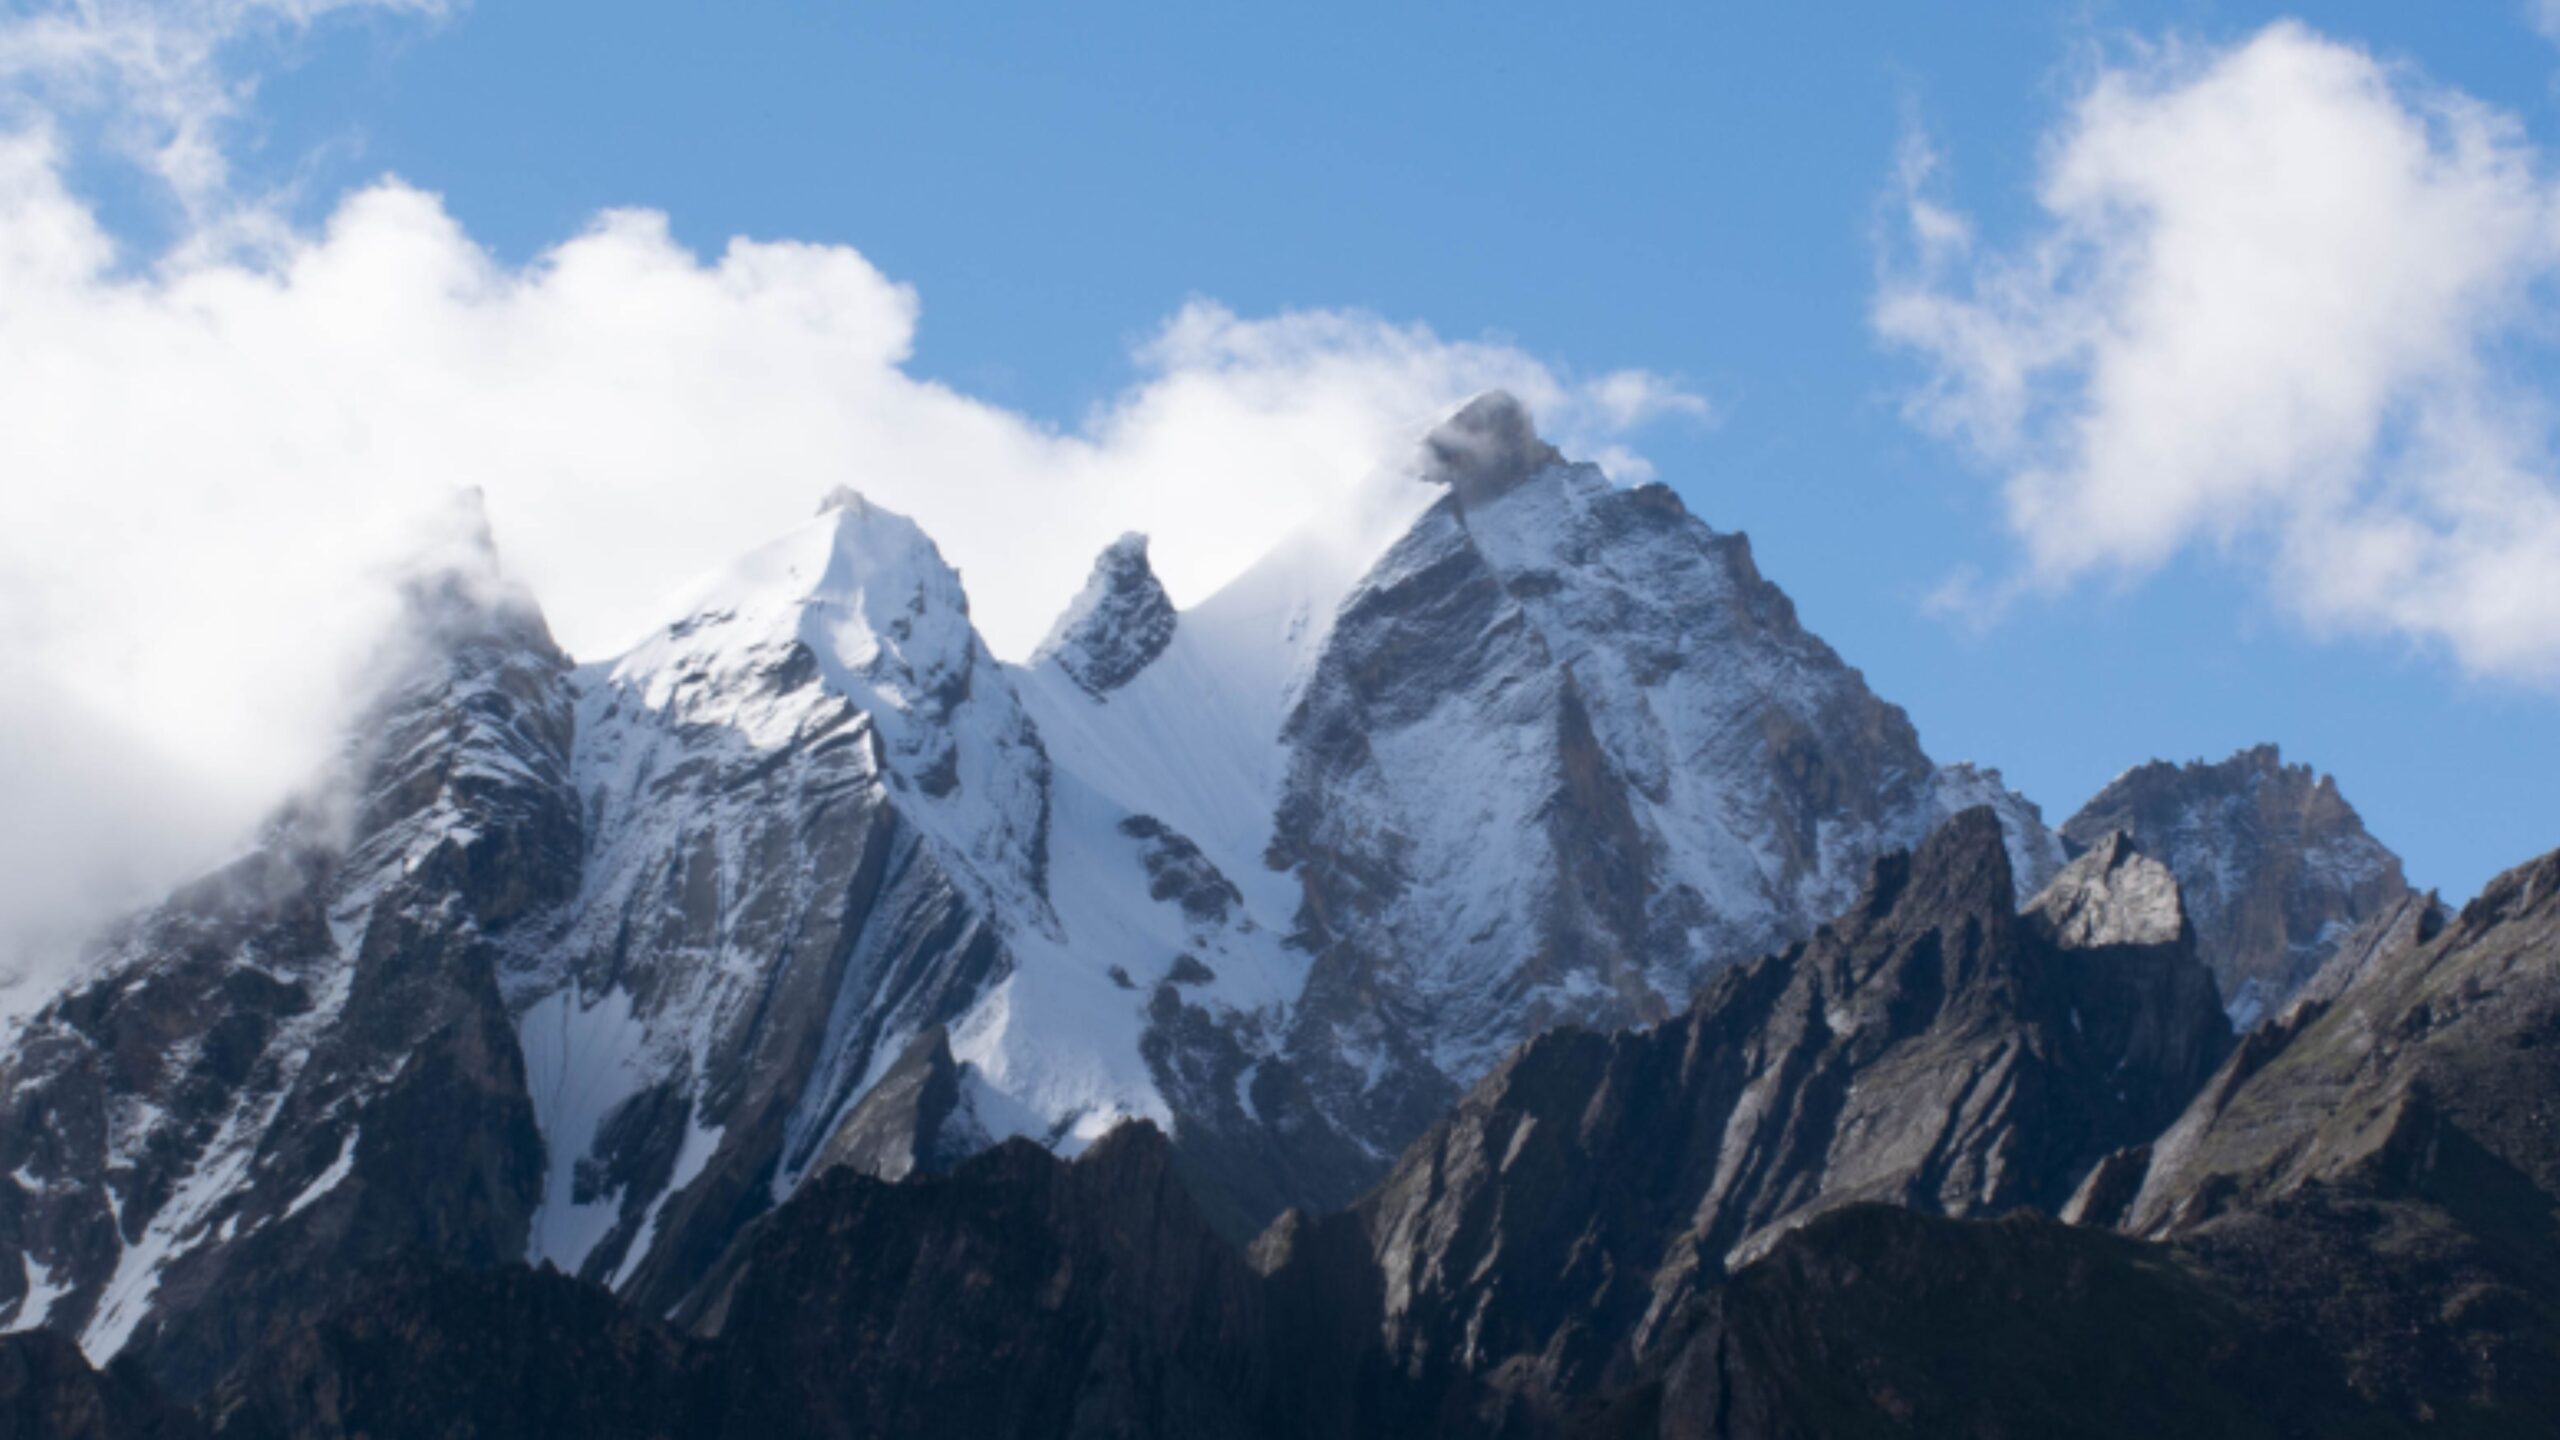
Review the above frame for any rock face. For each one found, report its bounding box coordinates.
[204,1125,1457,1440]
[497,492,1061,1318]
[1320,811,2229,1413]
[1581,1205,2372,1440]
[1248,394,2062,1204]
[0,530,574,1395]
[1034,533,1181,696]
[2087,845,2560,1421]
[2063,744,2420,1026]
[0,1331,203,1440]
[799,1025,987,1185]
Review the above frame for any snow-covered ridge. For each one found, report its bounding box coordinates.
[1,392,2093,1367]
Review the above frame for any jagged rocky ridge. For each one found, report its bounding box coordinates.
[2063,743,2422,1027]
[1295,810,2231,1416]
[2072,844,2560,1420]
[0,538,576,1396]
[0,392,2439,1408]
[20,816,2557,1437]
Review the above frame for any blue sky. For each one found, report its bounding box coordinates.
[16,1,2560,907]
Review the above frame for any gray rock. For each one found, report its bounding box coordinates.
[1035,533,1179,695]
[2063,744,2419,1026]
[2096,844,2560,1419]
[2025,831,2188,950]
[0,532,575,1396]
[804,1025,985,1185]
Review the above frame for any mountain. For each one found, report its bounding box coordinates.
[16,826,2560,1438]
[2062,744,2422,1027]
[1021,392,2066,1224]
[493,486,1072,1319]
[3,393,2092,1387]
[1284,809,2228,1417]
[0,526,577,1396]
[1033,532,1181,696]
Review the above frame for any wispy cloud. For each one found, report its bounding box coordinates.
[0,0,451,218]
[1880,21,2560,685]
[2528,0,2560,47]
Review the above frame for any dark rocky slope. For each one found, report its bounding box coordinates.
[17,829,2560,1439]
[1302,809,2230,1415]
[2084,844,2560,1424]
[205,1263,716,1440]
[0,557,576,1397]
[0,1332,203,1440]
[200,1124,1462,1440]
[1576,1204,2382,1440]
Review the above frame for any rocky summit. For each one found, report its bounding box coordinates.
[2,394,2532,1437]
[2063,743,2423,1027]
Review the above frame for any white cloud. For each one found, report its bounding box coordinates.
[2531,1,2560,48]
[0,2,1703,995]
[1878,21,2560,683]
[0,0,451,216]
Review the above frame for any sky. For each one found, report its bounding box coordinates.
[3,1,2558,974]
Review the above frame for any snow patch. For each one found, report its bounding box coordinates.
[281,1129,359,1222]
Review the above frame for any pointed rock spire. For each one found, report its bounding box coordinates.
[1035,532,1177,695]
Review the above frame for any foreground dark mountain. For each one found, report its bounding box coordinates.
[193,1125,1459,1440]
[2063,744,2421,1026]
[2087,844,2560,1423]
[1582,1205,2378,1440]
[1300,810,2230,1417]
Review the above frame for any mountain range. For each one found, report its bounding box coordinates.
[4,393,2527,1438]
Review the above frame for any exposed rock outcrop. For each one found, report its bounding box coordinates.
[1035,533,1181,695]
[2063,744,2420,1026]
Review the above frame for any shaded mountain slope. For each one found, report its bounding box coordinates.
[1269,810,2229,1414]
[2080,844,2560,1423]
[0,541,575,1395]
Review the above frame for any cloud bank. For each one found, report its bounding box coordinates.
[1879,21,2560,684]
[0,1,1702,999]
